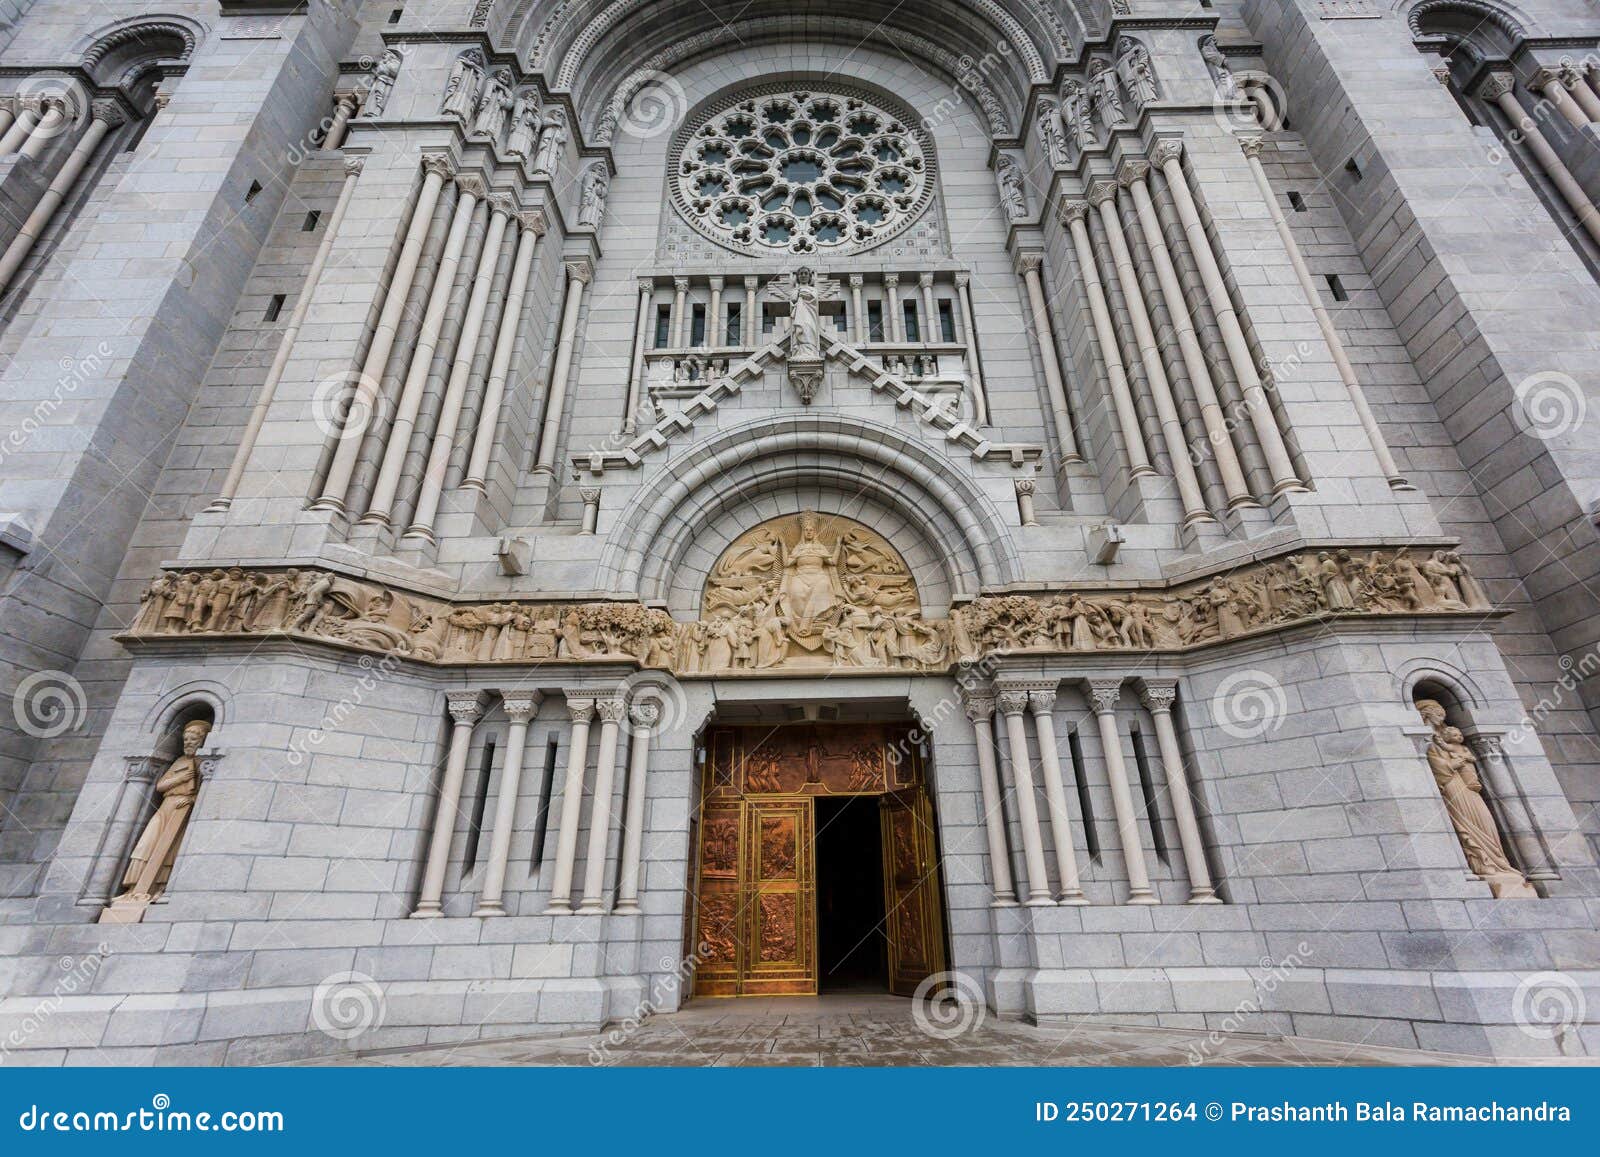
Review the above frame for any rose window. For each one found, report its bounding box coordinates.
[672,86,934,257]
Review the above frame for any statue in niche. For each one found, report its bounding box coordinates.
[1415,700,1536,899]
[366,49,402,116]
[996,154,1027,220]
[578,164,610,228]
[441,51,485,122]
[1036,99,1067,168]
[101,719,211,923]
[1059,79,1096,153]
[1087,59,1125,129]
[1200,35,1238,100]
[506,90,541,158]
[532,107,568,176]
[471,68,514,140]
[1116,37,1158,110]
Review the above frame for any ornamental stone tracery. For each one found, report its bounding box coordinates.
[671,85,934,258]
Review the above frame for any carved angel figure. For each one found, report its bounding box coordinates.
[770,267,840,360]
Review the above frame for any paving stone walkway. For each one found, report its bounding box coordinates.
[290,995,1573,1068]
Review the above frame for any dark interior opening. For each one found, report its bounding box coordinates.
[814,795,888,992]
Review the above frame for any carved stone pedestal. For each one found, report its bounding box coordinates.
[97,894,154,925]
[788,356,824,405]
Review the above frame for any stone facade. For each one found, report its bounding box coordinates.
[0,0,1598,1064]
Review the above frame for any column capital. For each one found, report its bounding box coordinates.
[487,193,517,219]
[673,276,690,292]
[1087,179,1119,208]
[1237,134,1265,160]
[954,271,971,288]
[1476,68,1515,102]
[1027,688,1058,715]
[90,98,129,128]
[579,485,602,503]
[566,696,597,723]
[595,697,627,724]
[629,699,662,728]
[1430,65,1452,86]
[1529,66,1565,92]
[918,271,935,287]
[456,172,488,200]
[1057,199,1090,226]
[1150,138,1184,167]
[124,754,161,784]
[1116,158,1152,187]
[1470,731,1506,757]
[519,207,549,236]
[1558,62,1585,88]
[848,273,865,287]
[343,156,366,178]
[883,272,901,287]
[1086,678,1123,714]
[500,691,543,722]
[996,689,1031,717]
[708,275,725,290]
[1012,249,1044,276]
[637,277,655,294]
[744,275,761,289]
[335,90,362,112]
[1137,679,1178,714]
[565,257,594,285]
[446,690,487,724]
[421,153,455,180]
[1014,476,1037,498]
[961,688,996,722]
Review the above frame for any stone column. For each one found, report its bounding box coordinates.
[1237,137,1407,489]
[744,276,760,346]
[671,276,689,349]
[884,273,904,342]
[18,97,68,160]
[963,692,1017,907]
[412,691,485,918]
[614,700,658,914]
[1087,679,1157,904]
[1471,732,1556,881]
[1058,207,1150,478]
[473,691,542,916]
[465,209,545,491]
[1121,161,1252,508]
[405,194,514,542]
[0,101,124,297]
[955,273,989,423]
[708,276,724,345]
[0,100,19,149]
[580,488,601,533]
[533,259,594,472]
[315,154,452,511]
[623,280,653,433]
[210,158,364,511]
[1478,70,1600,249]
[1532,68,1590,131]
[1014,477,1038,526]
[1138,680,1219,904]
[1559,65,1600,123]
[1153,141,1302,494]
[918,273,937,341]
[363,173,484,526]
[0,100,40,155]
[849,274,866,342]
[1097,173,1211,524]
[1015,250,1084,465]
[323,91,361,149]
[997,689,1055,906]
[545,697,595,913]
[1028,689,1087,904]
[578,697,625,913]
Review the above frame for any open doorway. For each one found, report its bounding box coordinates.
[814,795,887,992]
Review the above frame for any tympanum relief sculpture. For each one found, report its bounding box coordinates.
[127,546,1492,672]
[685,512,946,674]
[100,719,211,925]
[1415,700,1537,899]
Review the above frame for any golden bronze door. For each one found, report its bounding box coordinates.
[879,789,947,996]
[690,724,945,998]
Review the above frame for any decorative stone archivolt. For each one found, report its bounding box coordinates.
[671,84,934,257]
[126,547,1494,674]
